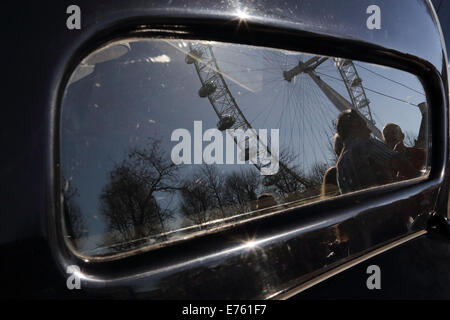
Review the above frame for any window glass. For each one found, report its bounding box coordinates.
[61,39,428,257]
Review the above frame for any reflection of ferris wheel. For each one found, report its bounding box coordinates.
[184,42,383,180]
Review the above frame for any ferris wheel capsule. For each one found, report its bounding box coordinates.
[358,98,370,108]
[351,77,362,87]
[198,81,217,97]
[217,114,235,131]
[185,49,202,64]
[342,60,352,66]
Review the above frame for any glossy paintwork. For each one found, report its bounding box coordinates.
[295,231,450,299]
[1,0,448,298]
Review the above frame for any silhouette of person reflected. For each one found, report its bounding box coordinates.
[382,123,425,179]
[322,167,339,197]
[335,109,416,194]
[321,134,343,198]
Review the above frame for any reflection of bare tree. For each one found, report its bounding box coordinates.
[261,149,330,203]
[262,150,307,196]
[98,139,336,251]
[180,177,214,226]
[180,166,263,225]
[62,179,86,249]
[223,169,260,211]
[307,162,329,187]
[179,165,227,225]
[100,140,179,246]
[200,165,226,218]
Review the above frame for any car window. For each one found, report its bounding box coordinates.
[60,39,429,258]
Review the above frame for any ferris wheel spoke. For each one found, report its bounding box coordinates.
[247,81,286,125]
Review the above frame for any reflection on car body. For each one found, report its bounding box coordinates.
[2,0,450,300]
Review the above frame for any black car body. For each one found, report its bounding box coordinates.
[1,0,450,299]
